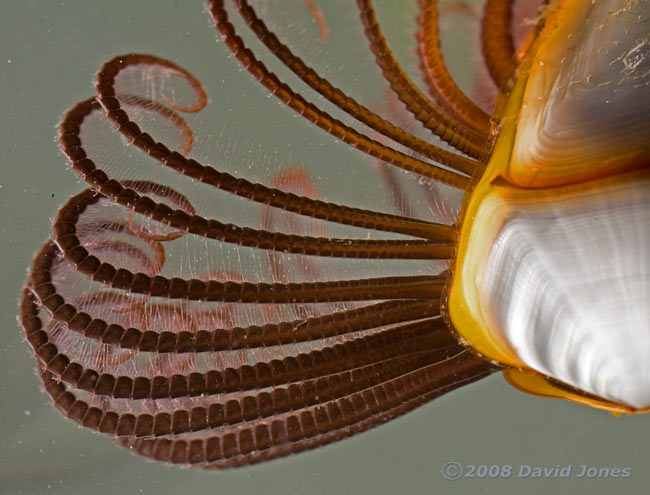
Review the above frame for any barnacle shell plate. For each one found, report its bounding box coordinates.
[473,171,650,409]
[510,0,650,188]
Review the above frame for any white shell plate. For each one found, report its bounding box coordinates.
[513,0,650,182]
[480,176,650,408]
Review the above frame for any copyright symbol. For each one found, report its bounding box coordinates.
[441,462,463,481]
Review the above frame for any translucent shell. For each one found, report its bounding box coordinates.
[509,0,650,188]
[449,0,650,412]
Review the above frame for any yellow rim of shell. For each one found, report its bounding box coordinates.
[504,369,650,416]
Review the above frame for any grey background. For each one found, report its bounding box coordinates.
[1,1,648,494]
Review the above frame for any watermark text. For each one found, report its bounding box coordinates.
[441,462,632,481]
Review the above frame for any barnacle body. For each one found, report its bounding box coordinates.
[18,0,650,469]
[449,0,650,413]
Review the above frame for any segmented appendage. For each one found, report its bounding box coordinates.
[20,0,542,468]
